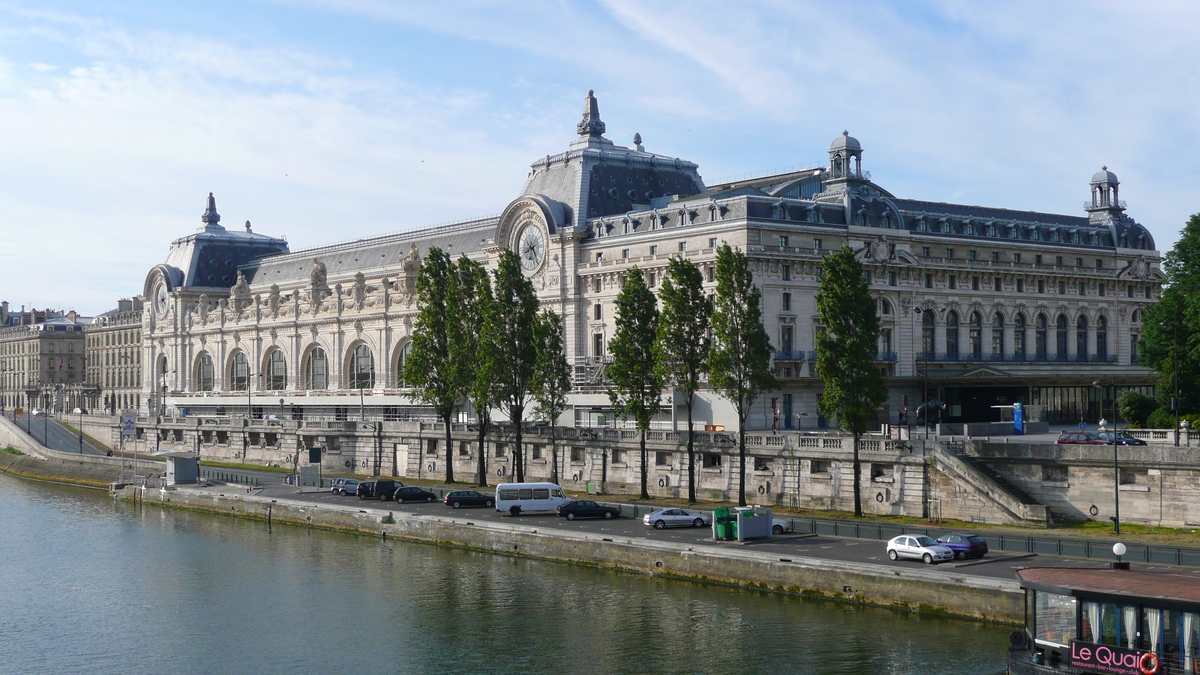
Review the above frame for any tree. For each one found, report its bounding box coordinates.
[607,267,663,500]
[449,255,498,487]
[532,310,571,484]
[404,246,462,483]
[1117,390,1158,428]
[1141,213,1200,423]
[488,249,539,483]
[708,245,778,507]
[654,257,710,504]
[815,246,888,517]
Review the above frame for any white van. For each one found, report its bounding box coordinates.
[495,482,570,516]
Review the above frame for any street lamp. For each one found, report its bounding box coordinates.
[913,307,932,439]
[1093,377,1119,534]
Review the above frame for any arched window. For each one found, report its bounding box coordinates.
[1036,314,1048,360]
[265,350,287,390]
[969,311,983,359]
[395,342,411,388]
[304,347,328,390]
[921,310,936,358]
[945,311,959,358]
[230,352,249,391]
[991,312,1005,356]
[350,344,375,390]
[880,299,891,315]
[195,353,214,392]
[1076,315,1089,359]
[1097,316,1108,359]
[1014,313,1027,358]
[1056,314,1068,359]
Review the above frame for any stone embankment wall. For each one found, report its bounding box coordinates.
[967,442,1200,527]
[0,415,162,488]
[115,485,1023,624]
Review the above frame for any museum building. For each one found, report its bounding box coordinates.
[139,91,1162,431]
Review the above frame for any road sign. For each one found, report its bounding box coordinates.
[121,412,137,437]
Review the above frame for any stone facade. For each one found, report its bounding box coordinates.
[85,298,144,414]
[138,92,1162,433]
[0,307,90,412]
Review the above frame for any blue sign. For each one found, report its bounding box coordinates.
[1013,402,1024,435]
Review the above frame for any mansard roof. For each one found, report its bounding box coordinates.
[242,215,498,286]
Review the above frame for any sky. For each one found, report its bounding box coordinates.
[2,0,1199,315]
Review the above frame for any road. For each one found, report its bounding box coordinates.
[238,481,1196,585]
[8,413,107,456]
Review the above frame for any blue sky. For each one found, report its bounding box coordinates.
[2,1,1199,314]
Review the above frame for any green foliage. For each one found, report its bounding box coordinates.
[2,446,23,456]
[405,247,463,482]
[532,310,572,484]
[449,255,498,486]
[487,249,540,482]
[1116,390,1157,427]
[1141,213,1200,416]
[815,247,887,517]
[654,257,710,503]
[607,268,663,499]
[708,244,777,506]
[1146,407,1175,430]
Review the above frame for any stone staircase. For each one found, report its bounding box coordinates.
[928,441,1050,526]
[959,455,1041,506]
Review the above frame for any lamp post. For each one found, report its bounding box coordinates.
[77,405,83,454]
[244,370,256,461]
[913,307,932,439]
[1094,378,1119,534]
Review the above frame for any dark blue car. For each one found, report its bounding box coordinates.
[935,533,989,560]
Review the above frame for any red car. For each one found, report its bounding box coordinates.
[1056,431,1105,445]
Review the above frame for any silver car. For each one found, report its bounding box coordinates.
[643,508,711,529]
[886,534,954,564]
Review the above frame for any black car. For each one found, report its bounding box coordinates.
[935,533,989,560]
[1095,431,1148,446]
[393,486,438,503]
[357,479,402,500]
[556,500,620,521]
[444,490,494,508]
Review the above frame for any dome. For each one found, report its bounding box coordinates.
[830,130,861,152]
[1091,166,1119,185]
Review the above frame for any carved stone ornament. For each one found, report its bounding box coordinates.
[198,294,210,322]
[268,284,281,317]
[231,271,252,312]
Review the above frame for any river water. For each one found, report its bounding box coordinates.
[0,474,1009,674]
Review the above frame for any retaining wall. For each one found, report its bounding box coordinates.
[116,485,1023,624]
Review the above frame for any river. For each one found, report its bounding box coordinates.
[0,474,1009,674]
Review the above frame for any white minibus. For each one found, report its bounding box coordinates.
[494,482,570,516]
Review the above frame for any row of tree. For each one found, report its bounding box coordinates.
[405,242,886,515]
[403,248,571,486]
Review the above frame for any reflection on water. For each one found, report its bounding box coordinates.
[0,474,1007,674]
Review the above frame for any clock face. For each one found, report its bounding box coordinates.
[154,283,169,317]
[518,224,546,272]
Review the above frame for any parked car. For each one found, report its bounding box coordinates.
[331,478,360,496]
[72,407,87,414]
[357,479,401,500]
[556,500,620,520]
[1056,431,1105,445]
[771,518,793,536]
[444,490,494,508]
[30,409,43,416]
[643,508,710,529]
[886,535,954,564]
[935,533,989,560]
[1094,431,1148,446]
[393,486,437,503]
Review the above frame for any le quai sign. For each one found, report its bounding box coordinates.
[1070,640,1160,675]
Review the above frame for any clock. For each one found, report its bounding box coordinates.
[154,282,169,317]
[517,223,546,272]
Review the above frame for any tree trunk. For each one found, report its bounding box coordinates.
[639,428,649,499]
[737,406,747,507]
[476,413,489,487]
[686,400,696,504]
[513,408,524,483]
[444,408,455,483]
[852,431,862,517]
[550,424,559,485]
